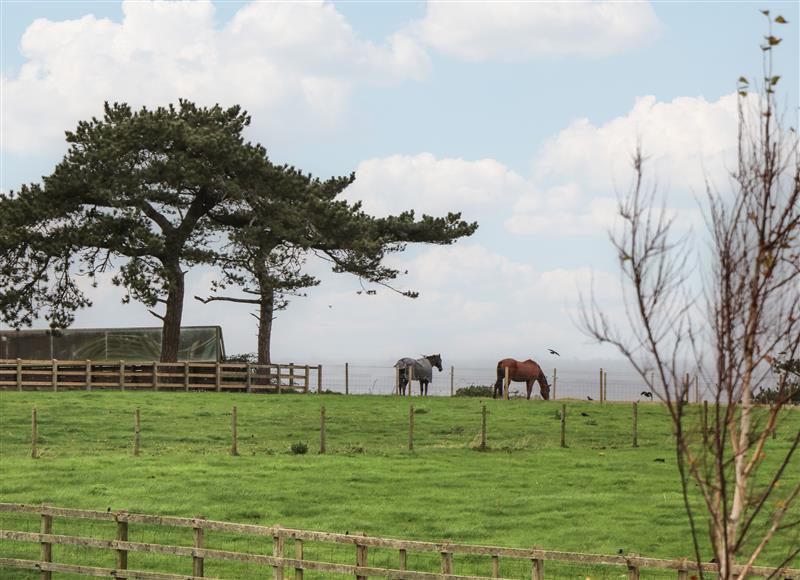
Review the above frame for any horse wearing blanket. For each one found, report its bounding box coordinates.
[395,354,442,396]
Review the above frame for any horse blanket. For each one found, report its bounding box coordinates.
[394,357,433,382]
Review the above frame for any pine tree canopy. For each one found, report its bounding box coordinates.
[1,100,478,362]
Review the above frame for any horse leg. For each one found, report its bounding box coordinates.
[526,379,533,400]
[494,366,504,399]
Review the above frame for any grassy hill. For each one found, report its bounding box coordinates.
[1,391,797,578]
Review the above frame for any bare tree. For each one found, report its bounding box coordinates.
[580,13,799,579]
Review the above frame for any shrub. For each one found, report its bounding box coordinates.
[290,441,308,455]
[454,385,494,398]
[753,385,800,405]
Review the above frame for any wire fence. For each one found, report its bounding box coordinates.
[318,363,715,403]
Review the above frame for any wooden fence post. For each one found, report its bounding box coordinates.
[115,510,129,572]
[192,517,204,577]
[395,366,400,395]
[216,362,222,392]
[152,362,157,390]
[552,368,557,400]
[119,360,125,391]
[408,366,414,398]
[246,363,252,393]
[399,549,407,573]
[450,365,454,397]
[480,403,487,451]
[319,406,326,454]
[273,527,285,580]
[16,358,22,390]
[345,363,349,395]
[52,359,58,392]
[31,407,38,459]
[694,375,699,403]
[40,508,52,580]
[355,534,368,580]
[503,366,510,400]
[317,365,323,394]
[702,401,709,448]
[677,560,689,579]
[599,368,604,403]
[294,538,304,580]
[277,365,283,395]
[491,554,500,577]
[560,404,566,448]
[408,405,414,451]
[604,370,608,402]
[440,550,453,575]
[628,563,640,579]
[632,402,639,448]
[531,557,544,580]
[85,359,92,390]
[184,362,189,392]
[134,408,141,456]
[684,373,690,403]
[231,406,238,456]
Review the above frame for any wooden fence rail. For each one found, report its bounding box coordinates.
[1,504,797,579]
[0,359,320,394]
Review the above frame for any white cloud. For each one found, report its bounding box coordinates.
[343,153,532,218]
[534,93,742,196]
[2,0,431,154]
[272,244,621,359]
[507,196,619,237]
[411,2,661,62]
[508,92,745,237]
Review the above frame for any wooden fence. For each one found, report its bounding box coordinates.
[0,359,321,393]
[1,504,797,579]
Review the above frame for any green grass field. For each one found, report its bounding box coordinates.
[1,391,798,578]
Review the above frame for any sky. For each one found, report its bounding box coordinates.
[1,0,799,365]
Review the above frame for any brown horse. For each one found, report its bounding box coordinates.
[494,358,550,400]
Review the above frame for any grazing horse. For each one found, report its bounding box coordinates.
[395,354,443,396]
[494,358,550,400]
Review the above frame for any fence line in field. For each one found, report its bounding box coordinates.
[1,358,719,403]
[19,401,719,460]
[0,503,796,580]
[322,363,711,403]
[0,359,319,393]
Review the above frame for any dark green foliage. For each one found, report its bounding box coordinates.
[290,441,308,455]
[201,163,477,364]
[454,385,494,397]
[755,357,800,404]
[0,101,269,361]
[3,100,477,364]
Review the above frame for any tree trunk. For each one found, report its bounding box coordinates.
[160,263,185,362]
[257,288,275,365]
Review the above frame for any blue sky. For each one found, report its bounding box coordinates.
[1,1,798,364]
